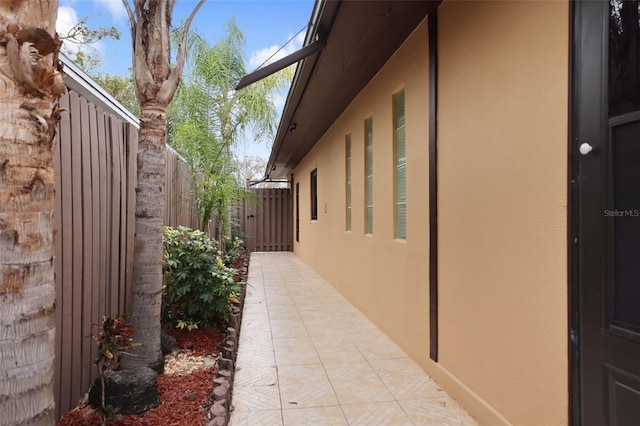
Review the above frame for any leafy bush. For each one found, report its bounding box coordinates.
[162,226,242,329]
[223,236,246,266]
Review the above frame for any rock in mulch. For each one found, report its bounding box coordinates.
[161,329,177,354]
[88,367,159,415]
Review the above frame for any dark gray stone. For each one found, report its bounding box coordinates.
[213,377,228,385]
[88,367,159,415]
[219,358,234,382]
[161,330,176,354]
[221,346,234,361]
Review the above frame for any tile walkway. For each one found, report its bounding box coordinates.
[230,252,477,426]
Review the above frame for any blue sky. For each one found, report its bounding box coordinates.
[56,0,314,160]
[57,0,313,76]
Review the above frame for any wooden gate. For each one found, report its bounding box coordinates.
[240,188,292,252]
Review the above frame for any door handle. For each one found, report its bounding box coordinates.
[579,143,594,155]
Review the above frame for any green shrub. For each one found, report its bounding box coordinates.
[223,236,246,266]
[162,226,241,329]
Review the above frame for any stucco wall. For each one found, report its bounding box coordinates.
[292,1,568,424]
[293,17,431,364]
[437,1,568,424]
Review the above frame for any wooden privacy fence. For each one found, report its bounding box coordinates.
[52,57,201,419]
[240,187,292,252]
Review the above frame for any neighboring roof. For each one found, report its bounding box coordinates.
[266,0,438,179]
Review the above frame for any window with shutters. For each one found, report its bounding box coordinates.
[310,169,318,220]
[394,90,406,239]
[364,117,373,234]
[346,134,352,231]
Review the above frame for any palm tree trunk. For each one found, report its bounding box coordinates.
[120,0,204,374]
[0,1,63,423]
[123,103,167,371]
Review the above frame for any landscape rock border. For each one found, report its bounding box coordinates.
[206,253,248,426]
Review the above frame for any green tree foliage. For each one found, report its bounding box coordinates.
[92,71,140,116]
[168,19,293,235]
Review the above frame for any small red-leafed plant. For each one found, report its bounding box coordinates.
[91,315,140,424]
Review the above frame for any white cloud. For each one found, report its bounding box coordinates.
[94,0,127,20]
[57,6,78,35]
[249,31,305,70]
[56,5,106,67]
[57,6,82,55]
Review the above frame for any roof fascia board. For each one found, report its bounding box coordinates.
[235,38,326,91]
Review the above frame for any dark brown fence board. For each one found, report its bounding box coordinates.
[70,91,84,403]
[125,126,137,313]
[166,152,174,226]
[58,92,73,414]
[118,123,127,315]
[88,102,101,386]
[79,95,94,394]
[108,116,121,315]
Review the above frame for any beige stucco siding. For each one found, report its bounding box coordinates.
[292,1,568,424]
[293,19,431,360]
[438,0,568,424]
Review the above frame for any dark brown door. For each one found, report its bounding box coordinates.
[573,1,640,424]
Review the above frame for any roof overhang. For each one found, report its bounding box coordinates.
[266,0,439,179]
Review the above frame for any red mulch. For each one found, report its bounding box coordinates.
[57,328,223,426]
[57,252,248,426]
[166,327,225,356]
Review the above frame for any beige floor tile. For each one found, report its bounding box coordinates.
[324,361,395,404]
[236,343,275,368]
[268,308,302,320]
[238,331,273,345]
[270,320,309,339]
[324,302,361,316]
[399,398,478,425]
[298,308,331,321]
[273,337,321,366]
[240,306,269,316]
[277,364,339,409]
[302,318,347,332]
[266,295,296,306]
[234,365,278,387]
[240,316,272,331]
[232,383,281,411]
[230,408,283,426]
[234,253,476,425]
[282,406,347,425]
[265,287,291,296]
[303,326,354,344]
[369,357,442,400]
[244,293,267,304]
[341,401,413,425]
[354,335,406,361]
[313,340,366,365]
